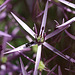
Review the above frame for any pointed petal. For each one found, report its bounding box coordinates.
[36,3,53,18]
[12,27,19,36]
[48,65,57,75]
[43,42,75,63]
[1,27,8,56]
[20,57,28,75]
[56,17,75,28]
[65,55,75,63]
[58,66,62,75]
[11,12,35,38]
[0,5,6,12]
[62,19,75,40]
[45,47,70,64]
[45,25,68,40]
[39,1,49,36]
[43,42,68,60]
[0,0,10,9]
[65,68,75,73]
[4,44,30,54]
[58,0,75,9]
[0,31,11,37]
[33,45,42,75]
[65,30,75,40]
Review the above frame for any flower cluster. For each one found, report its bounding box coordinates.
[0,0,75,75]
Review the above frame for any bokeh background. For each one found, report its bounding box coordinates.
[0,0,75,75]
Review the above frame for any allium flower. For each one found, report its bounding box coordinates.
[3,0,75,75]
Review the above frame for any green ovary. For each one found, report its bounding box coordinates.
[38,61,45,71]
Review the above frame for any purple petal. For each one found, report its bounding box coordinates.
[33,45,42,75]
[58,66,62,75]
[0,5,6,12]
[45,47,70,64]
[0,0,10,8]
[65,30,75,40]
[26,35,33,42]
[1,27,8,56]
[43,42,75,63]
[43,42,68,60]
[62,19,75,40]
[65,55,75,63]
[45,25,68,40]
[58,0,75,9]
[65,68,75,73]
[39,1,48,36]
[0,31,11,37]
[5,42,34,63]
[11,27,19,36]
[11,12,35,38]
[56,17,75,28]
[36,3,53,18]
[20,57,28,75]
[0,12,6,20]
[48,65,57,74]
[4,44,30,54]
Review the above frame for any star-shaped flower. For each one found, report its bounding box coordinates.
[4,0,75,75]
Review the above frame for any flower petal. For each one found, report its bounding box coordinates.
[0,0,10,7]
[11,12,35,38]
[58,0,75,9]
[45,25,68,40]
[43,42,75,63]
[20,57,28,75]
[43,42,68,60]
[0,5,6,12]
[65,30,75,40]
[4,44,30,54]
[65,55,75,63]
[33,45,42,75]
[58,66,62,75]
[39,1,49,36]
[48,65,57,75]
[0,31,11,37]
[56,17,75,28]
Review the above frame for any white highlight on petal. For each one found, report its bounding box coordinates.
[11,12,35,38]
[43,42,68,60]
[33,45,42,75]
[58,0,75,9]
[4,44,29,54]
[39,1,48,36]
[65,55,75,63]
[56,17,75,28]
